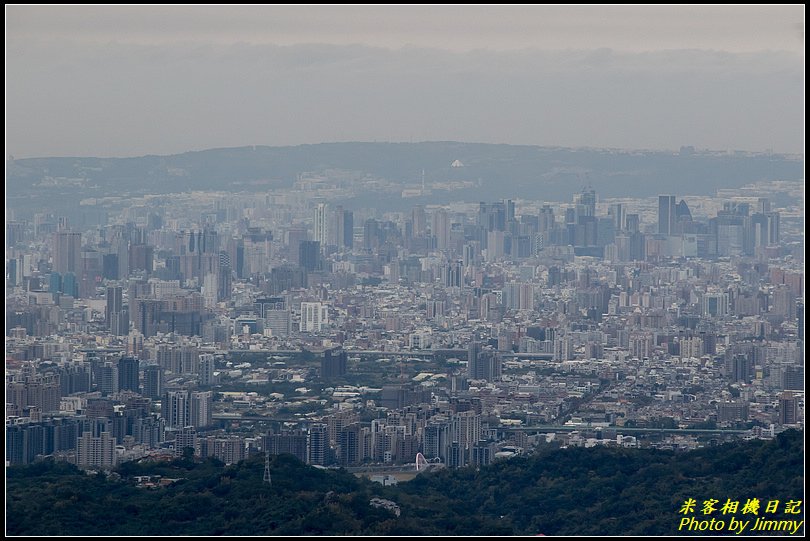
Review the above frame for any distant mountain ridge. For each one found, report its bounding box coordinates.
[7,142,803,213]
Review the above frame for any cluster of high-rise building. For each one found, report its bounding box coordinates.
[5,176,803,470]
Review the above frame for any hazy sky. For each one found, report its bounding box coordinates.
[6,5,805,158]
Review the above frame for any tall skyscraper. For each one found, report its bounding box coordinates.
[76,430,117,469]
[265,307,291,337]
[6,221,24,248]
[217,251,232,301]
[478,201,507,233]
[106,286,122,328]
[198,354,216,386]
[778,391,798,425]
[432,209,450,251]
[313,203,329,247]
[411,206,427,238]
[106,286,129,335]
[263,429,308,463]
[163,389,210,429]
[675,199,693,223]
[300,302,329,332]
[49,271,62,297]
[52,229,82,274]
[192,391,213,428]
[423,422,450,461]
[538,205,555,233]
[131,298,162,338]
[284,227,307,265]
[117,356,140,393]
[658,195,677,236]
[321,348,347,379]
[337,423,361,466]
[142,365,164,400]
[504,199,516,223]
[625,213,640,234]
[257,297,291,337]
[503,282,534,310]
[98,362,119,396]
[575,188,596,218]
[241,228,271,277]
[608,203,625,231]
[443,260,463,288]
[307,424,328,465]
[299,240,322,272]
[730,354,752,384]
[62,272,79,298]
[174,426,197,457]
[766,212,781,245]
[451,410,482,451]
[6,258,18,287]
[163,390,191,429]
[129,243,154,274]
[343,209,354,249]
[363,219,380,250]
[467,342,501,381]
[334,206,354,249]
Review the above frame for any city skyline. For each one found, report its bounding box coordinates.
[6,168,804,534]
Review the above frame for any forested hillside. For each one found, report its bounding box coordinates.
[7,430,803,536]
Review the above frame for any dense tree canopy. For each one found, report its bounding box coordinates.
[6,430,803,536]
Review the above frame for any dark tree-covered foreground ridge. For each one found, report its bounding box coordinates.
[6,430,803,536]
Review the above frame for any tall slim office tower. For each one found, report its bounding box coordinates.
[412,206,427,238]
[608,203,625,231]
[106,286,122,328]
[307,424,328,465]
[52,229,82,274]
[575,189,596,218]
[117,356,140,393]
[163,390,191,429]
[313,203,329,248]
[658,195,677,236]
[766,212,780,245]
[778,391,798,425]
[625,214,640,234]
[341,209,354,249]
[504,199,516,223]
[198,354,216,386]
[49,271,62,299]
[468,345,501,381]
[99,362,119,396]
[432,209,450,251]
[106,286,128,335]
[6,221,24,248]
[192,391,213,428]
[299,240,321,272]
[329,205,354,248]
[443,260,463,288]
[142,365,164,400]
[333,206,355,249]
[468,341,482,378]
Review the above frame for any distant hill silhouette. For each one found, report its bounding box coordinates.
[7,142,803,210]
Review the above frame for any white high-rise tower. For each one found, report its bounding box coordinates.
[313,203,329,248]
